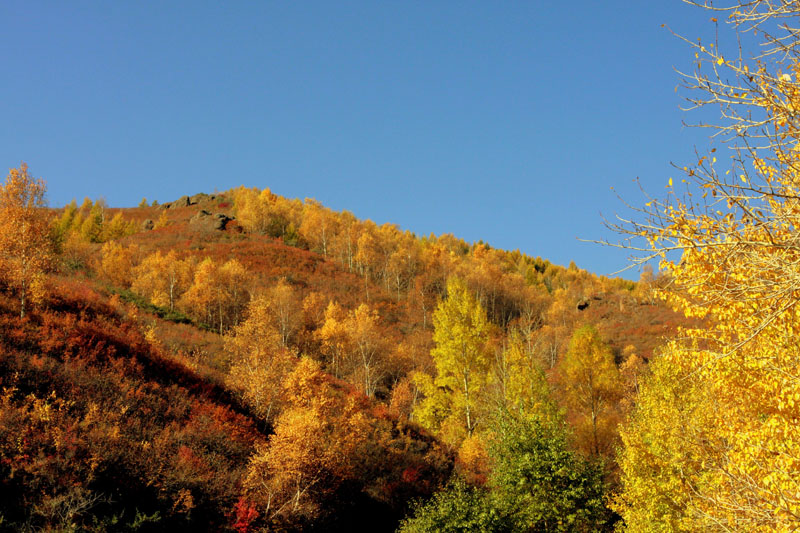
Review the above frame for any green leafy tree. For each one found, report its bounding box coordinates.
[489,413,613,533]
[397,479,503,533]
[398,413,613,533]
[79,200,104,243]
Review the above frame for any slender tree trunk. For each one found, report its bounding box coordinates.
[463,371,473,436]
[20,279,26,318]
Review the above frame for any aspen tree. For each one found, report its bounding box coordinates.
[413,277,491,444]
[0,163,52,317]
[606,2,800,529]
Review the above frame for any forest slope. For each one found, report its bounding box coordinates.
[0,179,691,531]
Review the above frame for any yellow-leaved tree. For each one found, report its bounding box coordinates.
[316,301,386,397]
[557,325,621,458]
[226,294,297,425]
[131,251,193,312]
[607,2,800,530]
[413,277,492,446]
[0,163,53,317]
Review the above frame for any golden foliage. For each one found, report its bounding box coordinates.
[226,294,297,424]
[413,277,492,445]
[0,163,53,317]
[243,358,370,523]
[131,251,193,312]
[316,301,386,396]
[610,3,800,530]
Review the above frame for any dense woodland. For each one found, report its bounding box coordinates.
[4,1,800,531]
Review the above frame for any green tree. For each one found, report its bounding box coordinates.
[398,413,613,533]
[397,479,503,533]
[489,413,612,533]
[79,199,106,243]
[413,277,492,444]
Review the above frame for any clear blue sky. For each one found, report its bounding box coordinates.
[1,1,718,278]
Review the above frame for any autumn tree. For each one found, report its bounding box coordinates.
[0,163,53,317]
[315,301,349,379]
[243,358,370,526]
[330,210,361,272]
[131,251,193,312]
[413,277,492,445]
[342,303,385,397]
[233,186,302,240]
[557,325,621,457]
[52,199,77,249]
[316,302,386,397]
[101,212,136,241]
[98,241,138,288]
[491,329,557,421]
[605,2,800,529]
[226,294,297,424]
[79,199,105,243]
[180,258,250,333]
[263,278,302,348]
[299,199,339,257]
[219,258,250,329]
[386,234,420,299]
[612,343,715,532]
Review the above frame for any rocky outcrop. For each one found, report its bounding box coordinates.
[162,193,218,210]
[189,210,234,231]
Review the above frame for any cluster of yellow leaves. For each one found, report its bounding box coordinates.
[0,163,53,317]
[54,197,138,245]
[180,257,249,333]
[413,277,493,446]
[243,358,370,523]
[316,302,385,397]
[225,293,298,424]
[615,7,800,529]
[558,325,622,457]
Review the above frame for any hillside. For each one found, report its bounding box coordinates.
[0,178,691,531]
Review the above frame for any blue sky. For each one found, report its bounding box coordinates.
[1,1,718,278]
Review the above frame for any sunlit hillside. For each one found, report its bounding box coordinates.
[0,172,697,531]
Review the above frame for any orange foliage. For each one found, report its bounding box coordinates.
[0,163,53,317]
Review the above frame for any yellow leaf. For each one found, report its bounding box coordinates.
[717,56,724,65]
